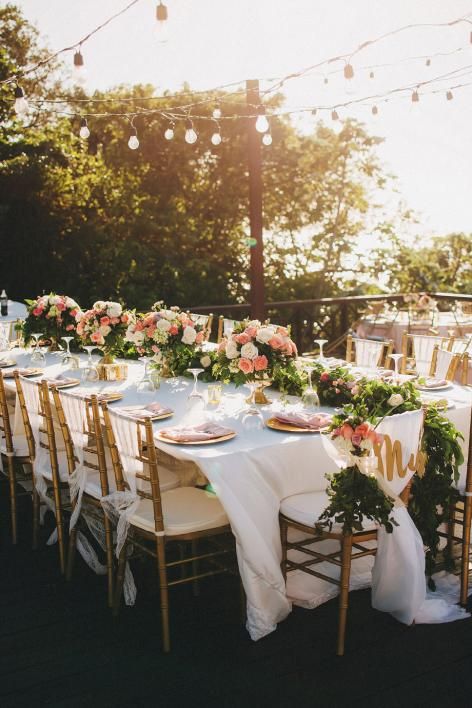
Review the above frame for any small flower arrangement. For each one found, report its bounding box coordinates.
[404,292,437,318]
[312,365,356,406]
[213,319,298,386]
[76,301,133,359]
[124,303,206,375]
[22,293,83,347]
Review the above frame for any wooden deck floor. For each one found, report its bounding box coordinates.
[1,478,472,708]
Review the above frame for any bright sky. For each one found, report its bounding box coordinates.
[13,0,472,236]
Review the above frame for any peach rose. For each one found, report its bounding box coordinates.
[169,325,179,336]
[245,326,257,338]
[268,335,284,349]
[121,314,129,324]
[32,307,43,317]
[110,317,120,325]
[66,324,75,331]
[354,423,370,438]
[238,358,254,374]
[195,331,204,345]
[100,316,110,326]
[340,424,354,440]
[253,355,268,371]
[90,331,103,344]
[235,333,250,345]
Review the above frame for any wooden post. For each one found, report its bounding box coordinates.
[246,79,265,321]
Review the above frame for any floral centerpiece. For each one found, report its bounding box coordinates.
[403,292,438,320]
[22,293,82,349]
[124,303,206,376]
[213,320,297,399]
[76,301,132,362]
[312,364,357,406]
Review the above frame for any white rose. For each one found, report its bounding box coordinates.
[241,342,259,360]
[65,296,77,309]
[225,340,239,359]
[164,309,175,321]
[93,301,106,311]
[99,325,111,337]
[387,393,404,407]
[256,326,276,344]
[107,302,122,318]
[49,295,61,305]
[247,320,261,328]
[157,318,171,331]
[181,326,197,345]
[200,355,211,368]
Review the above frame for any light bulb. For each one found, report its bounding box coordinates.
[371,105,378,116]
[344,63,354,80]
[369,71,375,79]
[446,90,453,101]
[79,118,90,139]
[73,50,86,85]
[331,109,339,121]
[14,86,28,115]
[185,121,197,144]
[262,132,272,146]
[156,2,168,42]
[164,125,174,140]
[411,90,420,104]
[128,133,139,150]
[211,132,221,146]
[255,106,269,133]
[212,105,222,120]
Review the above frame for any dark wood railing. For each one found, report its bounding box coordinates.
[189,292,472,353]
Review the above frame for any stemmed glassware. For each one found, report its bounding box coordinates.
[242,380,264,430]
[137,356,156,392]
[61,336,79,369]
[302,366,320,412]
[82,346,99,382]
[0,323,9,351]
[30,333,46,365]
[186,367,205,410]
[314,338,328,362]
[390,353,403,383]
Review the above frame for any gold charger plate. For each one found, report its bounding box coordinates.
[118,408,173,421]
[0,360,16,368]
[416,382,453,392]
[43,378,81,389]
[74,391,124,403]
[266,417,331,433]
[155,430,236,445]
[3,368,43,378]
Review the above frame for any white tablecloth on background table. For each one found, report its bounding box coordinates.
[0,301,27,341]
[2,349,471,640]
[357,312,472,352]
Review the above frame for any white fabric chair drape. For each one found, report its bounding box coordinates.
[411,335,445,375]
[57,390,89,531]
[354,338,384,368]
[435,348,455,380]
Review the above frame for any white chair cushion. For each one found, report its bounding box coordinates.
[280,490,376,531]
[129,487,229,537]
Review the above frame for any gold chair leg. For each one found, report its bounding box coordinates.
[280,517,288,583]
[52,489,66,575]
[191,538,199,597]
[113,543,127,617]
[103,513,115,608]
[6,455,18,544]
[337,534,353,657]
[156,536,170,653]
[66,526,77,581]
[460,497,472,607]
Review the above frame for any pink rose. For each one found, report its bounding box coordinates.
[56,302,65,312]
[32,307,43,317]
[90,331,102,344]
[320,372,330,382]
[100,316,110,326]
[121,314,129,324]
[253,355,268,371]
[351,433,362,447]
[111,317,120,325]
[340,424,354,440]
[235,333,250,345]
[66,324,75,331]
[268,335,283,349]
[151,345,159,353]
[195,331,204,345]
[70,309,78,318]
[169,325,179,335]
[238,358,254,374]
[135,322,144,332]
[245,326,257,338]
[355,423,370,438]
[351,385,360,395]
[218,339,227,353]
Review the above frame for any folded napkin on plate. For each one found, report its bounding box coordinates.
[3,368,36,378]
[274,411,333,430]
[422,378,448,389]
[41,375,78,386]
[116,402,173,419]
[158,421,233,442]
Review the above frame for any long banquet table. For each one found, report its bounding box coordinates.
[2,349,472,640]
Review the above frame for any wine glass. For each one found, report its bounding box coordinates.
[82,346,99,382]
[314,338,329,362]
[0,323,9,351]
[390,353,403,383]
[30,333,46,365]
[242,381,264,430]
[186,368,205,410]
[137,356,156,392]
[302,366,320,412]
[61,336,79,369]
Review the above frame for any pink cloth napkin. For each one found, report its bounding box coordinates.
[3,368,38,378]
[116,402,173,419]
[274,411,333,430]
[158,421,234,442]
[422,378,448,389]
[41,375,79,386]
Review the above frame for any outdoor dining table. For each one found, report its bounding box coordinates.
[2,349,472,640]
[0,301,27,341]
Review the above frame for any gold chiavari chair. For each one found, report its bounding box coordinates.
[400,332,451,375]
[14,374,69,572]
[101,403,235,652]
[52,390,118,606]
[429,345,461,381]
[188,312,214,342]
[0,371,32,543]
[279,409,424,656]
[345,334,393,369]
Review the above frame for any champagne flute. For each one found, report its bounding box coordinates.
[390,353,403,383]
[302,366,320,412]
[30,333,46,365]
[186,368,205,410]
[61,336,78,369]
[314,338,328,362]
[82,346,99,382]
[137,356,156,392]
[242,380,264,430]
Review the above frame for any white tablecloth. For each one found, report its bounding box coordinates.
[0,300,27,323]
[2,349,471,640]
[357,312,472,352]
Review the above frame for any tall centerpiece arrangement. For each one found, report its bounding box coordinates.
[22,294,82,349]
[213,320,298,403]
[124,302,206,376]
[76,301,133,378]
